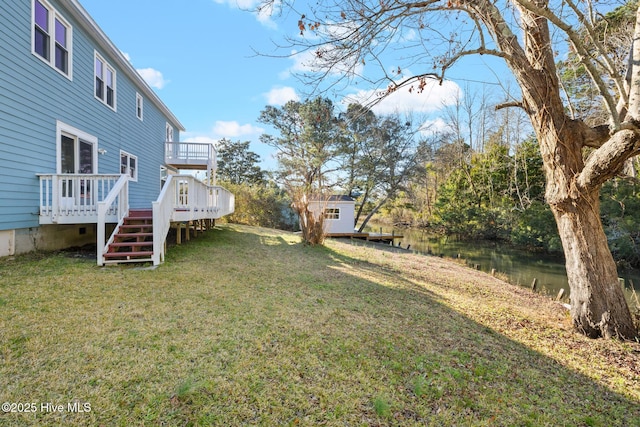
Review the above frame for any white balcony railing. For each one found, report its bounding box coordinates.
[165,142,216,170]
[38,174,124,224]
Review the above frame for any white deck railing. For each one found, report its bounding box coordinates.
[38,174,124,224]
[151,174,234,265]
[39,173,234,266]
[165,142,216,169]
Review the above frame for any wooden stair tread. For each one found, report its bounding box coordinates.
[115,232,153,237]
[103,258,153,265]
[128,209,153,217]
[109,241,153,247]
[102,208,155,265]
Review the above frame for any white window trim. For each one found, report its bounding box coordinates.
[324,208,340,220]
[31,0,73,80]
[136,93,144,121]
[56,121,98,174]
[166,122,174,142]
[94,51,117,111]
[120,150,138,182]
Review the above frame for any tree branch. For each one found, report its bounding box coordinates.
[625,6,640,123]
[514,0,622,128]
[577,128,640,190]
[495,101,525,111]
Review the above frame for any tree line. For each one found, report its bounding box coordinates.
[232,0,640,338]
[217,97,431,242]
[217,94,640,270]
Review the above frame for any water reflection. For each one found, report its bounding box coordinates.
[365,225,640,305]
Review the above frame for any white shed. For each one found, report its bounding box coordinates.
[308,195,356,235]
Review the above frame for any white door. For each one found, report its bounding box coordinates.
[60,134,94,208]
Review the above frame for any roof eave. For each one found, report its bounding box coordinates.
[64,0,186,132]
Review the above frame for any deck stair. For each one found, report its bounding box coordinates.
[103,209,154,264]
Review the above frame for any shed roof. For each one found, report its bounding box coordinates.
[310,195,355,202]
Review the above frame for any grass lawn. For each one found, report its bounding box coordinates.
[0,224,639,426]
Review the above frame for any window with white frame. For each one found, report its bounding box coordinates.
[32,0,72,78]
[136,93,143,120]
[165,122,174,142]
[324,208,340,220]
[160,166,168,188]
[95,53,116,109]
[120,151,137,181]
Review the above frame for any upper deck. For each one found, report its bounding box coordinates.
[165,142,216,170]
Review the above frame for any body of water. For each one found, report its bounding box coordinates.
[365,225,640,306]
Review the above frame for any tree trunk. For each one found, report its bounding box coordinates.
[551,190,636,339]
[357,196,389,232]
[501,1,639,338]
[535,117,639,339]
[293,196,326,245]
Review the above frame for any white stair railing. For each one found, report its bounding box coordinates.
[152,175,176,265]
[96,175,129,266]
[152,175,234,265]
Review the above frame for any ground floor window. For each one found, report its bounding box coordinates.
[324,208,340,220]
[120,151,138,181]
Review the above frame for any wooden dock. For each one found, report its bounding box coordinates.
[326,231,403,243]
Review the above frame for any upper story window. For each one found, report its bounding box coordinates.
[120,151,138,181]
[95,53,116,110]
[33,0,72,78]
[136,93,143,121]
[166,123,174,142]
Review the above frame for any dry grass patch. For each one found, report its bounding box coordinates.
[0,224,638,426]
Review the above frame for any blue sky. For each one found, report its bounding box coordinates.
[80,0,513,170]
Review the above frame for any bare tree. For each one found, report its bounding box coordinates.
[259,0,640,339]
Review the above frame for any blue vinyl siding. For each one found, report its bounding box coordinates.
[0,0,181,230]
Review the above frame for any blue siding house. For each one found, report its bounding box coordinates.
[0,0,234,264]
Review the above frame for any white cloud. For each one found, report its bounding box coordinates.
[213,0,260,8]
[183,123,275,169]
[418,117,450,137]
[181,123,263,144]
[212,0,278,28]
[182,135,219,144]
[264,86,299,105]
[119,53,167,89]
[212,121,264,138]
[182,121,264,144]
[137,68,169,90]
[344,78,461,116]
[283,47,364,79]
